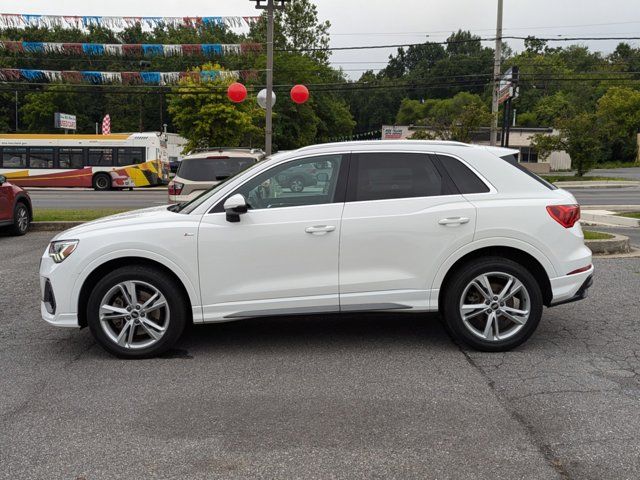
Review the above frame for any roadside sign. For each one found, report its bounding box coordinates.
[497,67,519,105]
[54,112,76,130]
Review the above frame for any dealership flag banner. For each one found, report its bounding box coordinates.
[0,13,259,30]
[102,115,111,135]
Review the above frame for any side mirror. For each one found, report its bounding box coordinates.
[223,193,248,223]
[0,175,5,185]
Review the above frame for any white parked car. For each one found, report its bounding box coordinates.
[40,141,593,358]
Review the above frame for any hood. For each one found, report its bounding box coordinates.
[53,205,176,240]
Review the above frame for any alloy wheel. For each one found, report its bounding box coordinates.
[16,206,29,233]
[99,280,170,350]
[459,271,531,342]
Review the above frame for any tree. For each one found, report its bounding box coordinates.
[396,92,491,143]
[531,113,603,176]
[167,65,263,152]
[596,87,640,163]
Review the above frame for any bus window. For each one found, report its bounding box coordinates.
[87,148,114,167]
[29,147,54,169]
[1,148,27,168]
[58,148,84,169]
[116,148,145,166]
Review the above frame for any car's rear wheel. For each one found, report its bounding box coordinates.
[9,202,30,236]
[92,173,112,191]
[87,265,188,358]
[442,257,543,352]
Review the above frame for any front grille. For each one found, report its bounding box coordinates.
[43,279,56,315]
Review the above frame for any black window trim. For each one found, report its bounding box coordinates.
[432,153,494,195]
[208,153,351,214]
[345,150,460,203]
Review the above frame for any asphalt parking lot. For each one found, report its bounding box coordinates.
[1,232,639,479]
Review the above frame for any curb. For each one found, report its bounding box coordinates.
[30,221,84,232]
[581,212,640,227]
[554,181,640,189]
[585,233,631,255]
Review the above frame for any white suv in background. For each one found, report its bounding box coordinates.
[168,148,265,203]
[40,140,593,358]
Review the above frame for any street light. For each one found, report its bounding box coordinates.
[250,0,290,155]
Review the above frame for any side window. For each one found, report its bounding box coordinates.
[87,148,114,167]
[436,155,490,194]
[349,152,451,202]
[1,148,27,168]
[58,148,84,169]
[231,154,345,210]
[116,147,145,166]
[28,147,54,169]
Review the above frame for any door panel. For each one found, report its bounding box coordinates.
[197,154,347,321]
[339,152,476,311]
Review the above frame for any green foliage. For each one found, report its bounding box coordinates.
[532,113,603,176]
[395,92,491,143]
[167,64,263,152]
[596,87,640,162]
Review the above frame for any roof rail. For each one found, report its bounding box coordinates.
[185,147,265,155]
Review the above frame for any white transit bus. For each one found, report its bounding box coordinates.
[0,132,170,190]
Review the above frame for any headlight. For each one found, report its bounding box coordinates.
[48,240,79,263]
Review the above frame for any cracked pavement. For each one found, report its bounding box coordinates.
[1,231,639,479]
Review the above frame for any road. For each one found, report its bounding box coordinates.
[588,167,640,181]
[1,232,640,479]
[24,186,640,209]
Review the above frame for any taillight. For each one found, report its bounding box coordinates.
[546,204,580,228]
[168,181,184,196]
[568,265,592,275]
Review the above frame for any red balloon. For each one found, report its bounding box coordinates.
[290,84,309,104]
[227,82,247,103]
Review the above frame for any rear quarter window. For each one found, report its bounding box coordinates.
[436,155,490,194]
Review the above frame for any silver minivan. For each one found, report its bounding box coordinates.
[168,148,265,203]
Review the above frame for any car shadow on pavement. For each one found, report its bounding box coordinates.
[170,312,454,356]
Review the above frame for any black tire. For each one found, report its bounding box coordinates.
[92,173,112,191]
[442,257,543,352]
[87,265,188,359]
[9,202,30,236]
[289,176,305,193]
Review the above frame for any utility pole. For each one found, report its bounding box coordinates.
[251,0,289,155]
[490,0,503,146]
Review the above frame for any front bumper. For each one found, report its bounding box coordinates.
[40,253,80,328]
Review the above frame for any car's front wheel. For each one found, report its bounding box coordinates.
[87,265,188,358]
[289,177,305,192]
[9,202,30,236]
[442,257,543,352]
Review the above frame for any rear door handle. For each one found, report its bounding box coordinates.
[305,225,336,235]
[438,217,470,226]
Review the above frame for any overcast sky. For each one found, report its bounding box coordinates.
[3,0,639,79]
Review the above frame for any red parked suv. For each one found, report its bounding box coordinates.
[0,175,32,236]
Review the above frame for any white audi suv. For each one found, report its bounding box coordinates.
[40,141,593,358]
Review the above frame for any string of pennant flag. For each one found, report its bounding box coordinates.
[0,68,262,85]
[0,41,262,57]
[329,129,382,142]
[0,13,259,30]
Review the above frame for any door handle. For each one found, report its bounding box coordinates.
[305,225,336,235]
[438,217,470,226]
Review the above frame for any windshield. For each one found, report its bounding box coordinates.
[174,159,265,214]
[177,157,256,181]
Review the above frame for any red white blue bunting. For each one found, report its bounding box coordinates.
[0,13,259,30]
[0,41,262,57]
[0,68,258,85]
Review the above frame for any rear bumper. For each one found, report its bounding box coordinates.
[548,265,594,307]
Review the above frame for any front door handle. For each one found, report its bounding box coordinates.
[438,217,470,226]
[305,225,336,235]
